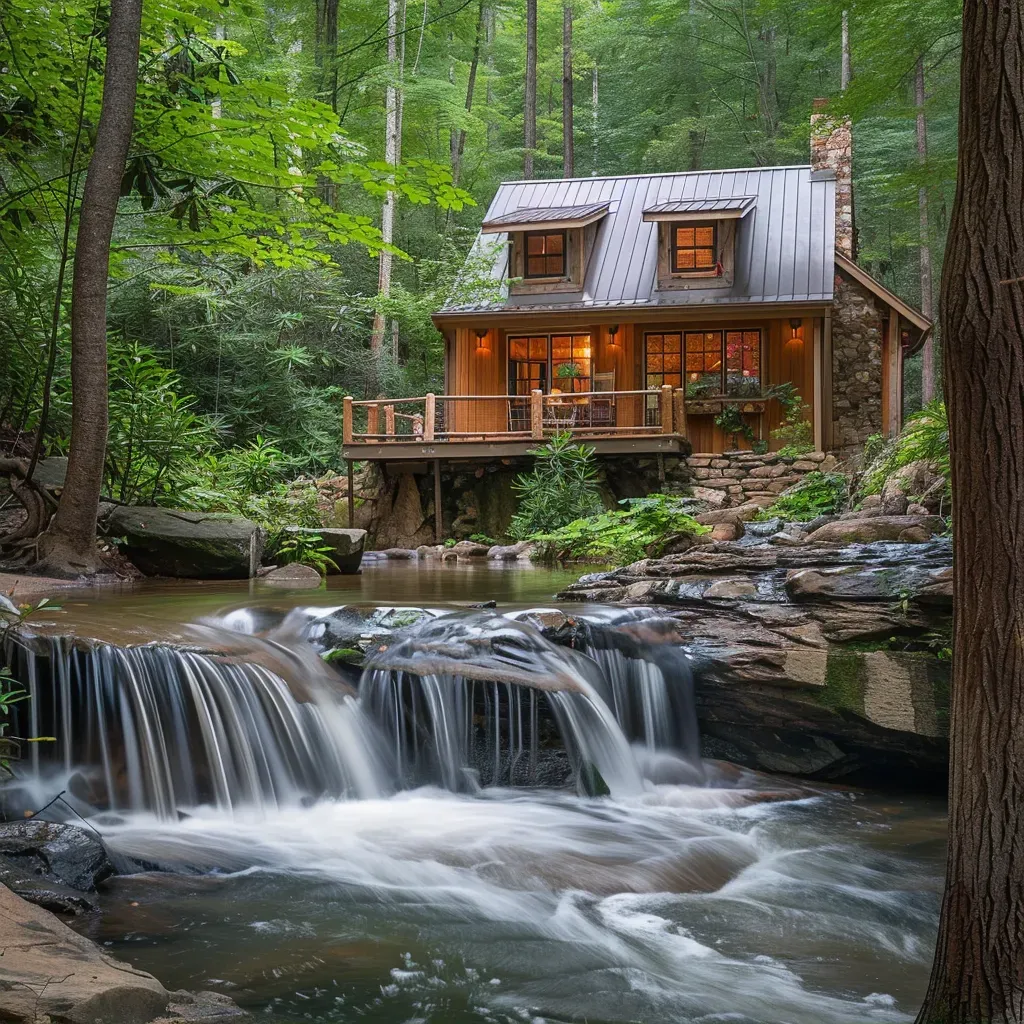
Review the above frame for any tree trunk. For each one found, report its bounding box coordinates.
[524,0,537,177]
[369,0,402,366]
[451,0,485,189]
[915,2,1024,1021]
[591,65,598,171]
[841,10,851,90]
[486,7,496,147]
[916,54,935,401]
[391,0,406,363]
[38,0,143,576]
[562,1,573,177]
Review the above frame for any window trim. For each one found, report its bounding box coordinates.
[507,332,593,394]
[522,230,568,280]
[642,328,764,400]
[670,222,718,276]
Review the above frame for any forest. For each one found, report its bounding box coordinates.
[1,0,961,492]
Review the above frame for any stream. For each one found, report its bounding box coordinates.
[3,562,946,1024]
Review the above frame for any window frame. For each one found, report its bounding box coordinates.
[643,328,764,401]
[670,221,718,276]
[507,332,593,395]
[521,230,568,280]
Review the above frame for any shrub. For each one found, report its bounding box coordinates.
[509,433,604,539]
[530,494,709,562]
[757,471,850,521]
[272,531,337,575]
[861,400,949,496]
[713,404,754,448]
[766,382,814,457]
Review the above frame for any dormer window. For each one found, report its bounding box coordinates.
[524,231,566,279]
[671,224,717,275]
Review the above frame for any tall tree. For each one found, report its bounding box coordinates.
[916,55,935,400]
[841,10,852,90]
[451,0,486,188]
[524,0,537,177]
[915,2,1024,1022]
[563,1,574,176]
[37,0,143,576]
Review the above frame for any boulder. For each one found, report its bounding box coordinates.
[691,486,729,508]
[710,520,744,543]
[880,460,944,513]
[260,563,323,588]
[487,541,533,561]
[785,564,951,602]
[106,507,263,579]
[0,820,114,892]
[703,578,758,599]
[450,540,491,558]
[695,504,761,526]
[417,544,445,559]
[381,547,417,559]
[804,515,946,545]
[284,526,364,573]
[0,884,169,1024]
[898,526,933,544]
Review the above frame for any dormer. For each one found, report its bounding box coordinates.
[643,196,756,292]
[481,202,610,295]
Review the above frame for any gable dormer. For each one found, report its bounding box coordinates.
[481,202,609,295]
[643,196,756,291]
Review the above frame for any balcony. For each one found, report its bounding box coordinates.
[341,388,690,461]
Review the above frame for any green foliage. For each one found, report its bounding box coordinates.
[713,405,754,448]
[509,434,604,540]
[757,472,851,521]
[767,383,815,457]
[469,533,498,546]
[861,400,950,495]
[272,532,337,575]
[530,494,709,563]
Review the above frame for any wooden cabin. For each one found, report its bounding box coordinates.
[342,107,930,464]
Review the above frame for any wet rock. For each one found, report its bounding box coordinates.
[260,563,323,587]
[0,820,114,892]
[770,529,808,546]
[416,544,445,558]
[785,564,950,602]
[710,519,744,543]
[898,526,933,544]
[695,504,761,526]
[283,526,364,573]
[451,540,491,558]
[881,460,944,511]
[0,857,98,915]
[487,541,534,561]
[107,507,264,579]
[381,547,417,559]
[0,884,169,1023]
[162,989,248,1022]
[703,578,758,600]
[804,515,945,544]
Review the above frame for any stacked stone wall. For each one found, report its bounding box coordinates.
[686,450,837,508]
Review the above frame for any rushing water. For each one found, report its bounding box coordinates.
[2,566,945,1023]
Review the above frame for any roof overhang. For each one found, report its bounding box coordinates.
[481,202,611,234]
[642,196,757,223]
[835,253,932,332]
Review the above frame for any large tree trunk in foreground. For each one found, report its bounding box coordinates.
[915,2,1024,1022]
[524,0,537,177]
[38,0,142,576]
[916,54,935,401]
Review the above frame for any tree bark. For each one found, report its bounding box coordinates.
[915,2,1024,1022]
[591,65,598,171]
[841,10,851,90]
[451,0,485,189]
[562,1,574,177]
[37,0,143,576]
[916,54,935,401]
[524,0,537,177]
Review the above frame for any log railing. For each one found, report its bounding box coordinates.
[342,387,687,444]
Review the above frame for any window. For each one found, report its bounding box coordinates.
[508,333,591,394]
[671,223,717,275]
[551,334,592,393]
[645,329,762,405]
[523,231,567,278]
[508,336,549,396]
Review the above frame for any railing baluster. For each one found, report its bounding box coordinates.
[367,403,379,438]
[385,404,396,438]
[424,393,435,441]
[342,396,353,444]
[530,389,543,439]
[660,385,674,434]
[673,388,687,438]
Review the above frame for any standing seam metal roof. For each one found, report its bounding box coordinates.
[440,165,836,314]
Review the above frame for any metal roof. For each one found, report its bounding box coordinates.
[643,195,757,216]
[439,166,836,315]
[481,202,610,231]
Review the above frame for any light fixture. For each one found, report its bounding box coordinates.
[475,328,489,351]
[786,317,804,349]
[608,324,620,344]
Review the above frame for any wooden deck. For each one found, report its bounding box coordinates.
[342,387,689,462]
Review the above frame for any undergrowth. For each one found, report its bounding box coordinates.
[861,400,950,496]
[756,472,850,522]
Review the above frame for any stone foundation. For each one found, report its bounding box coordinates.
[685,450,837,508]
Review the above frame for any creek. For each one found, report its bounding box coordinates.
[2,562,946,1024]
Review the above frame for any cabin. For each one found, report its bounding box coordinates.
[341,103,931,542]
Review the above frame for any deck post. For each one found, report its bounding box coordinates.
[367,403,379,438]
[342,396,353,444]
[672,388,687,438]
[530,389,544,439]
[659,385,674,434]
[346,460,355,528]
[384,404,396,438]
[424,393,436,441]
[433,459,443,542]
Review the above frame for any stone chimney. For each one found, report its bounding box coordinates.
[811,97,855,259]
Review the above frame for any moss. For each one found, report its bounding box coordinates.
[322,648,364,665]
[817,650,867,715]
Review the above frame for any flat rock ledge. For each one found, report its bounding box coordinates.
[0,883,245,1024]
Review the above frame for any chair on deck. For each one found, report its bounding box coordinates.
[590,371,616,428]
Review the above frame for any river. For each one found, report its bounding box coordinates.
[7,562,946,1023]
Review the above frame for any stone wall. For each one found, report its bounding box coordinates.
[831,268,884,457]
[686,450,836,508]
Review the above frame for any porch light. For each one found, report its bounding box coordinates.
[787,318,804,349]
[475,328,489,351]
[608,324,620,345]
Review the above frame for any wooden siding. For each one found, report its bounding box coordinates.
[451,326,507,433]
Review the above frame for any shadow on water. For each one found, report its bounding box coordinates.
[1,575,946,1024]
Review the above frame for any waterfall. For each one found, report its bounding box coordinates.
[4,605,702,817]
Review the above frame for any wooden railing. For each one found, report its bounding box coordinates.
[342,387,688,444]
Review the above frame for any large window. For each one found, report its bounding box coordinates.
[645,330,762,403]
[509,333,592,394]
[523,231,567,278]
[671,223,717,274]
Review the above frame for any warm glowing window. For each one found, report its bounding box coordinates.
[551,334,592,393]
[508,336,549,395]
[508,333,591,394]
[672,223,717,274]
[724,330,762,397]
[524,231,567,278]
[644,329,761,399]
